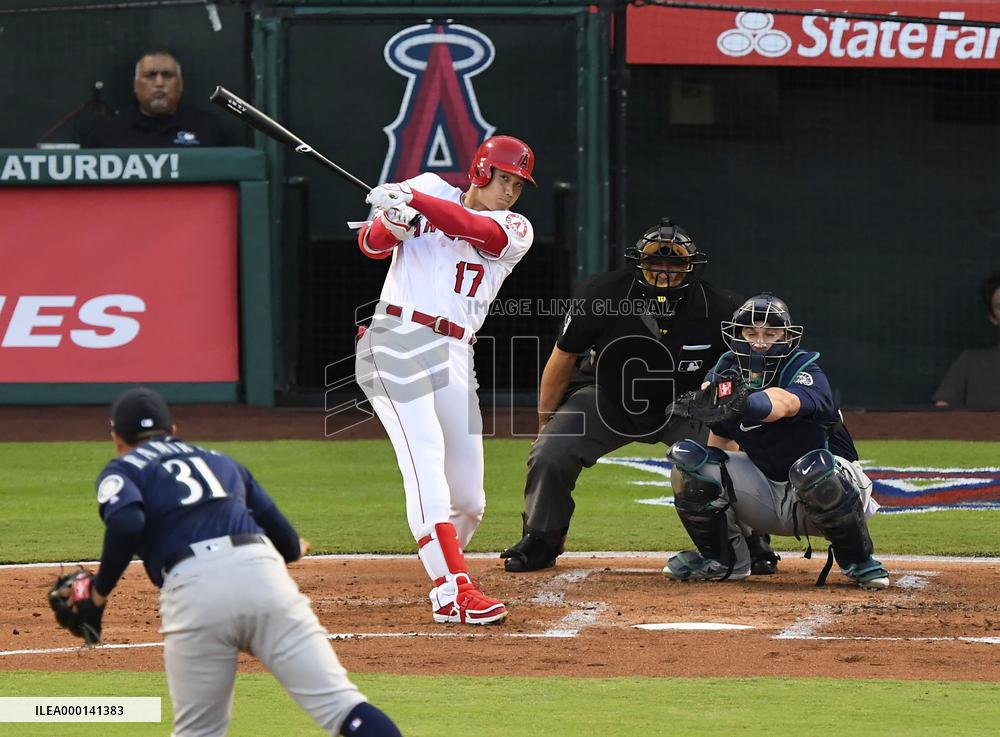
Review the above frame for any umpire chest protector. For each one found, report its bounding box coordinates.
[559,268,739,418]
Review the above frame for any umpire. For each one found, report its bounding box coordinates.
[501,218,779,573]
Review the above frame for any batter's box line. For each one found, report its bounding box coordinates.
[5,553,1000,571]
[0,629,579,657]
[773,635,1000,644]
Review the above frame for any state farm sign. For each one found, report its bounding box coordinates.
[628,2,1000,67]
[0,186,239,383]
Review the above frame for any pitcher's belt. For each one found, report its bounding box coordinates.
[163,533,268,575]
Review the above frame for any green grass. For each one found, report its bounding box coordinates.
[0,439,997,563]
[0,671,997,737]
[2,440,999,737]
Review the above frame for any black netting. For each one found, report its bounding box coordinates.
[0,0,249,148]
[625,59,999,407]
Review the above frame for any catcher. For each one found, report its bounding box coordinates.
[663,294,890,588]
[49,387,404,737]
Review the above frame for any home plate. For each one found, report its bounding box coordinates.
[633,622,755,631]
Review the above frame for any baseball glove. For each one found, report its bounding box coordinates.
[668,369,749,425]
[48,568,104,646]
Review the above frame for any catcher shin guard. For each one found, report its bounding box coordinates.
[789,449,885,586]
[667,441,747,577]
[417,523,507,625]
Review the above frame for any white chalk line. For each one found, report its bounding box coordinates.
[767,571,1000,645]
[526,569,606,637]
[2,568,603,657]
[5,564,996,657]
[1,627,586,657]
[5,551,1000,571]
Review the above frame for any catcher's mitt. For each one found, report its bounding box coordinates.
[668,370,749,425]
[48,568,104,646]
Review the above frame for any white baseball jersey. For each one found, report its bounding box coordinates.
[379,172,534,336]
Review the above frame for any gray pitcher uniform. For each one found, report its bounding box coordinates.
[664,295,890,589]
[91,389,401,737]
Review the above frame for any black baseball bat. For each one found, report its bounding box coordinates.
[209,85,372,193]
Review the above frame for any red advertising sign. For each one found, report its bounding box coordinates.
[0,185,239,382]
[627,1,1000,67]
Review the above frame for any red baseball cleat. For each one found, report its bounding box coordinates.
[430,573,508,625]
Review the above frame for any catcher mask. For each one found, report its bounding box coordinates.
[722,294,803,388]
[111,387,172,444]
[624,218,707,299]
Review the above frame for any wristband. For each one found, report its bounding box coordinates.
[743,391,773,423]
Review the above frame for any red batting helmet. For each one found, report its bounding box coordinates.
[467,135,537,188]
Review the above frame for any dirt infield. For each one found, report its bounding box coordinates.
[3,555,999,681]
[0,404,998,442]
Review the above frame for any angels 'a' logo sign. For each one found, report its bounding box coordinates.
[379,24,496,188]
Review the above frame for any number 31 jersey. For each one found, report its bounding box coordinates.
[94,437,276,585]
[379,172,534,336]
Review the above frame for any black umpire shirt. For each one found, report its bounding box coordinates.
[557,267,741,425]
[85,104,235,148]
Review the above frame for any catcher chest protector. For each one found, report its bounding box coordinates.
[468,135,536,187]
[668,440,739,571]
[788,448,875,570]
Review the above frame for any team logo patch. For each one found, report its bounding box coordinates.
[596,457,1000,514]
[678,360,703,372]
[505,213,529,239]
[172,130,200,145]
[793,372,814,386]
[716,380,733,398]
[97,474,124,504]
[378,24,496,189]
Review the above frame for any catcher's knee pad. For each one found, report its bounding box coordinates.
[668,439,728,479]
[789,449,847,512]
[669,441,733,561]
[789,449,874,567]
[669,439,730,515]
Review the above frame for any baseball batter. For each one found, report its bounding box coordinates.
[86,388,404,737]
[664,295,890,589]
[355,135,536,625]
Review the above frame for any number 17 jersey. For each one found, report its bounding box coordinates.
[379,172,534,336]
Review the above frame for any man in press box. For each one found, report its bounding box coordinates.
[86,49,235,147]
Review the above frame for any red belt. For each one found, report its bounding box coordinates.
[385,304,469,342]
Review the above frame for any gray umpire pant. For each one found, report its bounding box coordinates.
[522,384,707,540]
